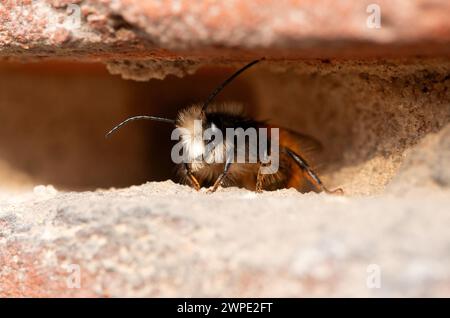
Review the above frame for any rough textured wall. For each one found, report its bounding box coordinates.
[1,183,449,297]
[1,0,450,80]
[251,60,450,194]
[0,0,449,298]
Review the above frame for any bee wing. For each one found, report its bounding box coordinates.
[278,127,323,156]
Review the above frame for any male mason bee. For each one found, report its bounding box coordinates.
[107,59,343,194]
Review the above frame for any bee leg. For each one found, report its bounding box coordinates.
[208,161,232,193]
[256,163,269,193]
[184,163,201,191]
[285,148,343,195]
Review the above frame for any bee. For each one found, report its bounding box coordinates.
[106,59,343,194]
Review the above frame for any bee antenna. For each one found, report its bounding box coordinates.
[105,115,175,138]
[201,58,265,113]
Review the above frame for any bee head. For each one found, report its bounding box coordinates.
[175,105,222,165]
[106,59,263,166]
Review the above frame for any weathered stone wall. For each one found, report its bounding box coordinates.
[0,0,449,297]
[1,0,450,80]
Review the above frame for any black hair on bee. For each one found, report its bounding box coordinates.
[106,59,343,195]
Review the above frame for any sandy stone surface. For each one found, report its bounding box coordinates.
[1,182,449,297]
